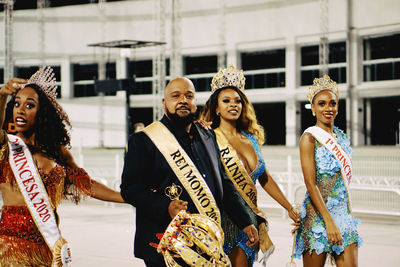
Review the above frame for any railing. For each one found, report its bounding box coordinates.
[257,155,400,218]
[69,148,400,219]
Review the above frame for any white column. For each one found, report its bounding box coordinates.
[60,58,73,99]
[350,32,363,146]
[116,56,128,79]
[116,56,129,98]
[285,38,298,146]
[286,99,297,146]
[226,46,237,67]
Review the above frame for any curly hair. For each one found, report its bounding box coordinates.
[199,87,265,145]
[5,84,71,164]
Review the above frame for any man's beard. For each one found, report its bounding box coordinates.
[166,109,195,129]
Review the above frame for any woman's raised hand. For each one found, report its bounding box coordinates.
[194,119,212,130]
[0,78,27,97]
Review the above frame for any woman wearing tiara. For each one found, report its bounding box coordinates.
[293,75,362,267]
[199,65,300,267]
[0,66,124,266]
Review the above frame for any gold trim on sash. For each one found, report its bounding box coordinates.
[214,128,274,257]
[142,121,221,225]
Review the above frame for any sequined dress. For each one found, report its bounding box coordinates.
[0,134,93,267]
[222,131,265,266]
[294,127,362,258]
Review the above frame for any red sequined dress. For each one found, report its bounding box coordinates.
[0,135,93,266]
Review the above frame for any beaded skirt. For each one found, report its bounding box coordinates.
[0,205,53,266]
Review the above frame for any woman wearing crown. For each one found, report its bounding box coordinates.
[199,65,300,267]
[293,75,362,267]
[0,66,124,266]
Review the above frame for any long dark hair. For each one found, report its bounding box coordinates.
[199,86,265,145]
[5,84,71,164]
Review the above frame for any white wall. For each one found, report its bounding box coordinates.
[60,97,126,147]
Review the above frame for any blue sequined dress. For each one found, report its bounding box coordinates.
[222,131,266,266]
[294,127,362,258]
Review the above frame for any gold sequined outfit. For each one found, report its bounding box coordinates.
[0,137,92,266]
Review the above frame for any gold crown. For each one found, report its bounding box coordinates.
[210,64,245,92]
[157,210,230,267]
[307,75,339,103]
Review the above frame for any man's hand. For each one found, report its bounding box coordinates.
[168,200,188,219]
[243,224,259,247]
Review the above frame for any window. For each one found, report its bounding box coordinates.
[183,55,217,92]
[363,34,400,82]
[0,69,4,84]
[73,63,98,97]
[50,0,122,8]
[253,103,286,145]
[128,60,153,95]
[301,45,319,66]
[73,63,98,81]
[74,84,95,97]
[300,42,347,85]
[241,49,286,89]
[364,34,400,60]
[129,60,152,78]
[184,55,217,75]
[242,49,285,70]
[106,62,116,79]
[0,0,125,10]
[190,77,213,92]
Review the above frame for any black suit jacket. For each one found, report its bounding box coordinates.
[120,116,255,264]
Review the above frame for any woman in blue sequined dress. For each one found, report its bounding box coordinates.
[294,75,362,267]
[199,65,300,267]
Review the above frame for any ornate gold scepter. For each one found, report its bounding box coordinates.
[164,183,183,200]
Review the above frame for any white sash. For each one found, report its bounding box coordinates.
[7,134,72,267]
[304,126,353,211]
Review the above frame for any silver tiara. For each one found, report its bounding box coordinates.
[25,66,71,127]
[27,66,58,100]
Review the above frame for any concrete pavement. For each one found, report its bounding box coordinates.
[58,200,400,267]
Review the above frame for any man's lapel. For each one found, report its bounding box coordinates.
[194,124,224,202]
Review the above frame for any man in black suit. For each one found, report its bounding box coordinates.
[120,77,258,266]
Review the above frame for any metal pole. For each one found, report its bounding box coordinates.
[347,0,354,141]
[153,0,166,121]
[218,0,226,69]
[3,0,14,82]
[171,0,182,78]
[319,0,329,76]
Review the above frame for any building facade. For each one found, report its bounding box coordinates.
[0,0,399,147]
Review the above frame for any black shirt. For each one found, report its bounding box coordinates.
[170,119,217,198]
